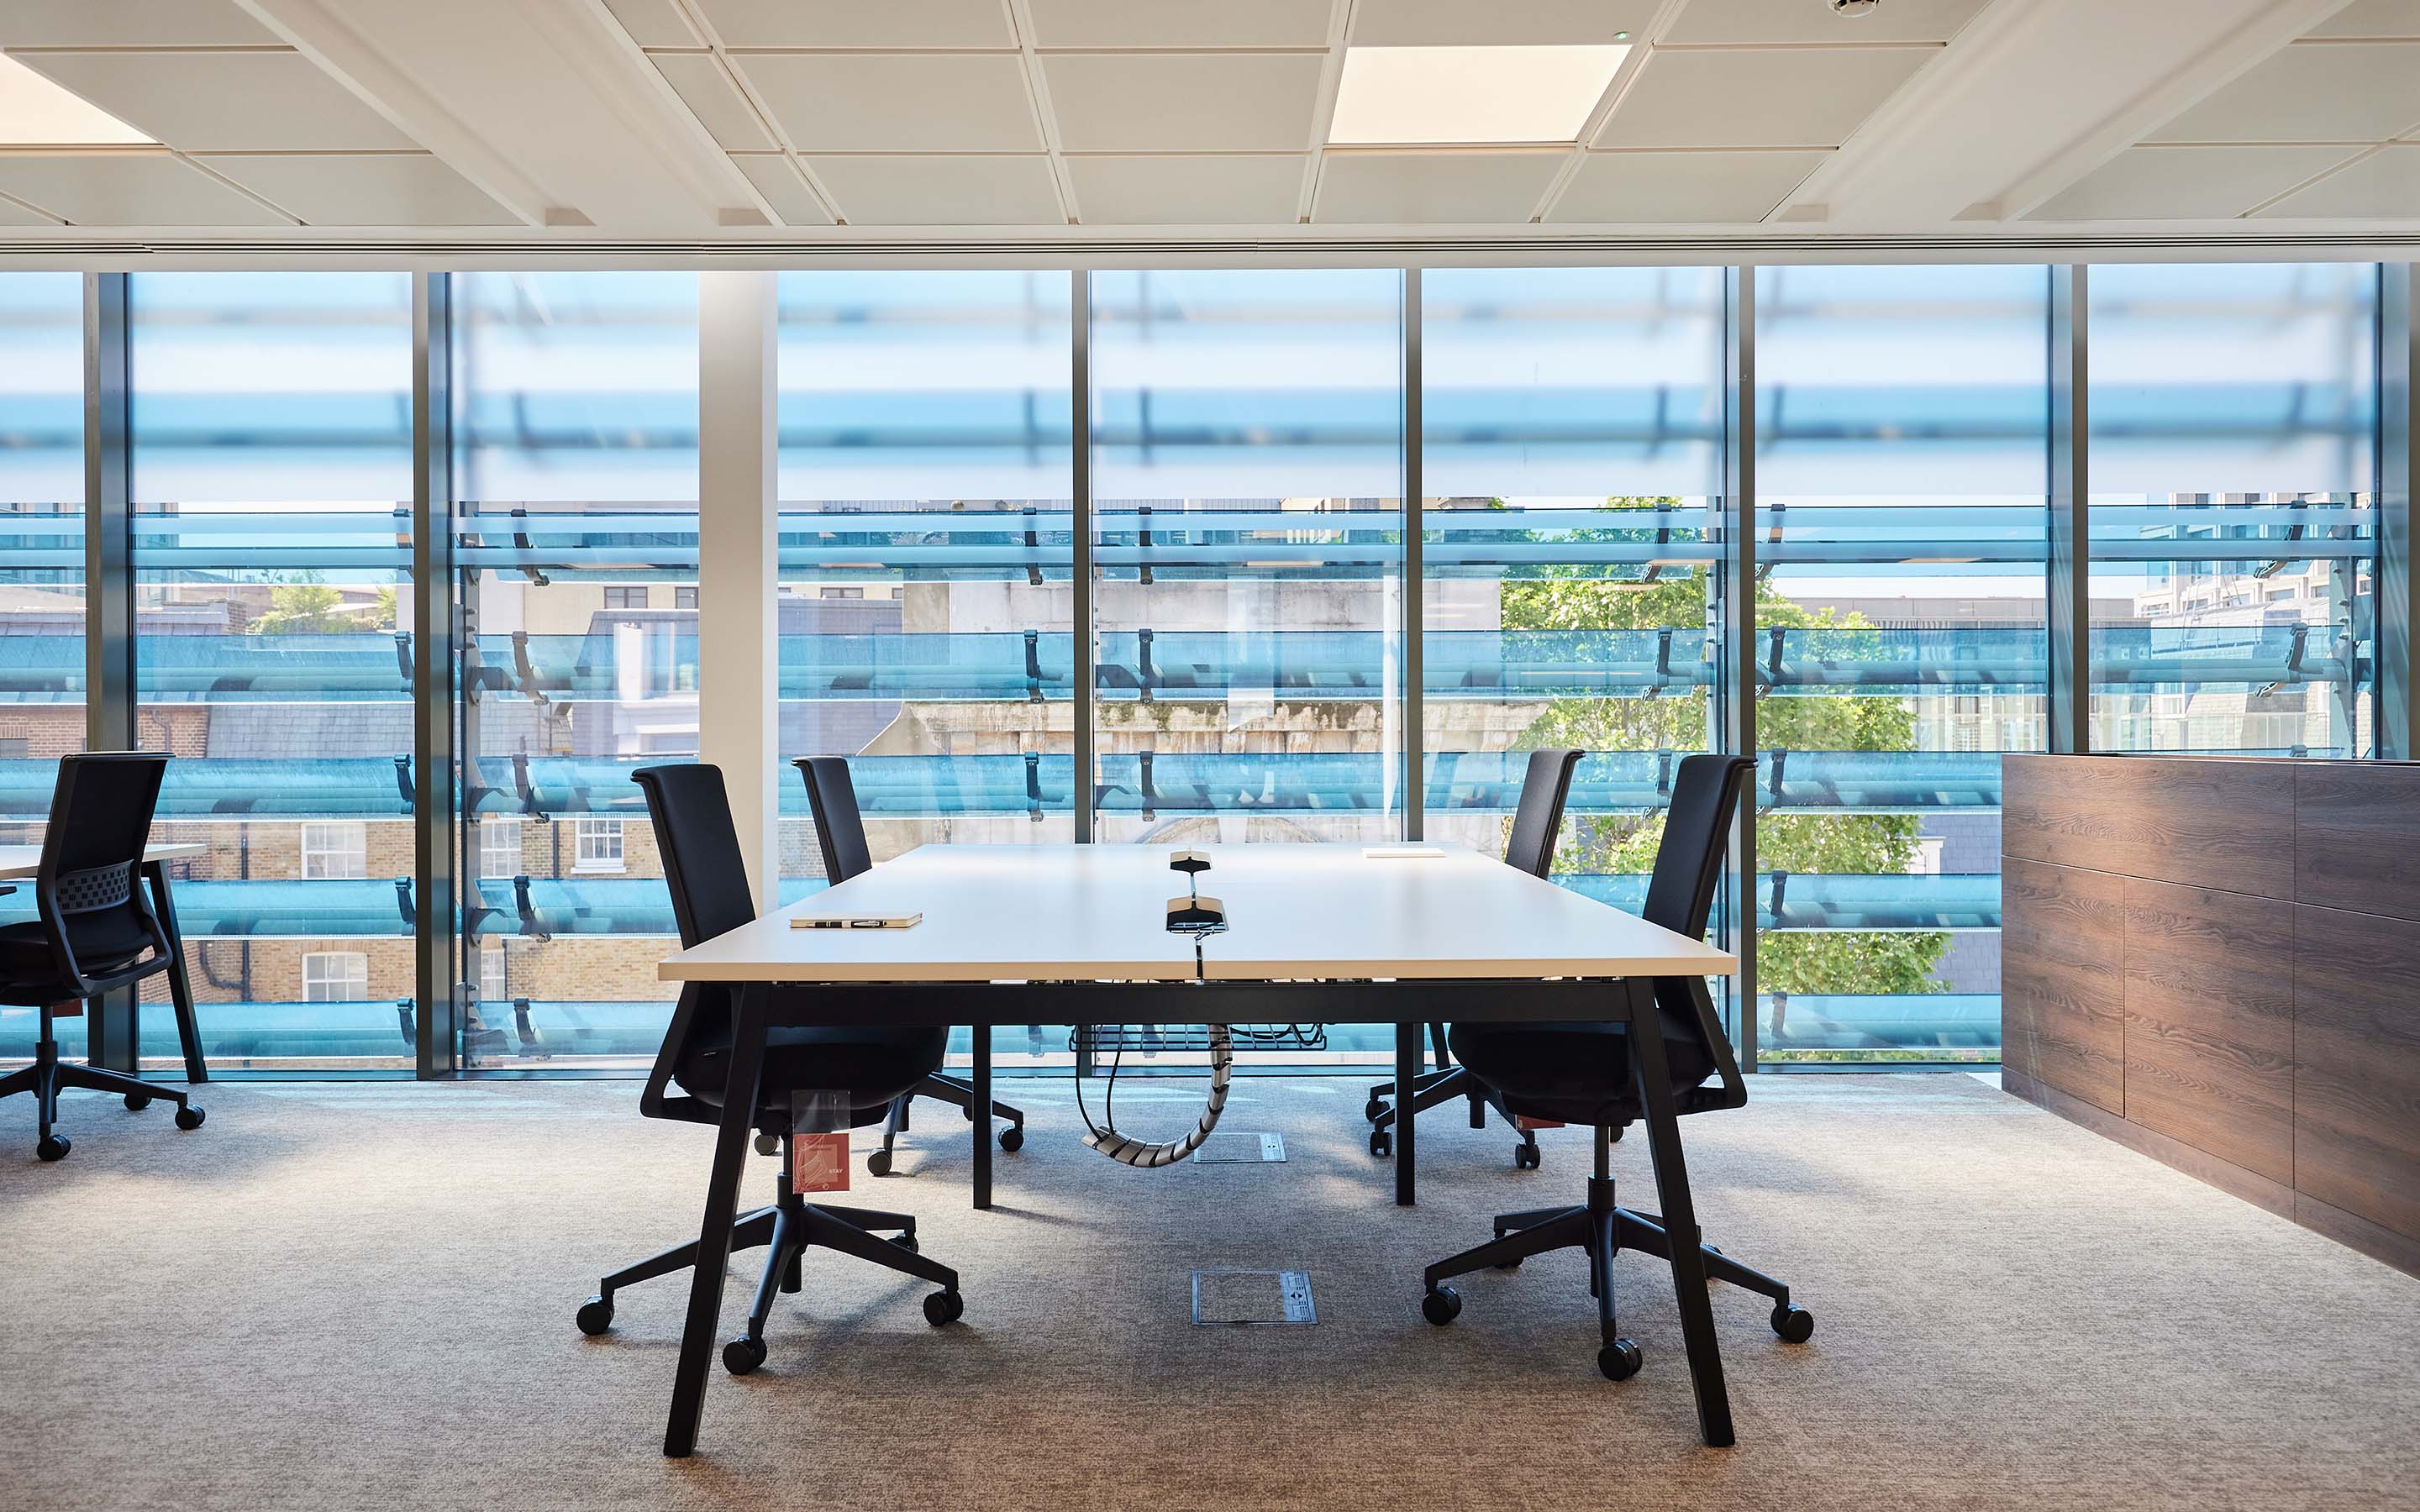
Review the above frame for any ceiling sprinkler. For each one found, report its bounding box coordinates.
[1831,0,1881,13]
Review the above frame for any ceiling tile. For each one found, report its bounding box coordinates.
[730,153,835,224]
[2253,143,2420,216]
[17,51,420,152]
[2146,42,2420,144]
[1313,149,1565,222]
[1595,45,1932,149]
[603,0,700,47]
[1350,0,1653,45]
[1044,53,1324,152]
[1025,0,1334,48]
[734,54,1039,152]
[1065,155,1305,223]
[2028,144,2360,220]
[0,0,278,46]
[0,152,288,225]
[1662,0,1990,46]
[692,0,1013,48]
[2306,1,2420,39]
[651,54,773,150]
[1549,148,1828,222]
[808,154,1064,224]
[196,152,519,226]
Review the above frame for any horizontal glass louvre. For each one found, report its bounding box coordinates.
[451,271,702,1068]
[128,271,417,1070]
[1753,264,2051,1063]
[2086,263,2379,757]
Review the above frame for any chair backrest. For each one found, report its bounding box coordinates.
[35,753,171,979]
[632,763,756,949]
[797,757,872,884]
[1642,753,1753,938]
[1505,748,1583,879]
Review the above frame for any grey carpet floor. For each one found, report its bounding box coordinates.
[2,1073,2415,1512]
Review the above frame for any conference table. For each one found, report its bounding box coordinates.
[0,843,209,1083]
[655,841,1740,1457]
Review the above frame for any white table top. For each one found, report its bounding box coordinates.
[660,842,1738,985]
[0,842,203,882]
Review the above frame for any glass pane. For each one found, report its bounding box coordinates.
[0,272,85,1070]
[1754,264,2050,1063]
[776,269,1075,1070]
[129,271,416,1070]
[2087,263,2378,756]
[1419,265,1727,1058]
[453,271,700,1068]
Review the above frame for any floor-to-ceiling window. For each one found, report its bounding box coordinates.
[1418,266,1727,907]
[128,272,416,1069]
[0,272,87,1067]
[451,271,701,1068]
[2087,263,2379,756]
[1753,265,2049,1063]
[776,270,1075,1069]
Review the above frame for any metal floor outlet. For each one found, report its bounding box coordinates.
[1192,1132,1286,1163]
[1191,1268,1317,1326]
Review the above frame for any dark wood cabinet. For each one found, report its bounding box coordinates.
[2002,754,2420,1277]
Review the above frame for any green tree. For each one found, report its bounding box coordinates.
[1497,497,1947,996]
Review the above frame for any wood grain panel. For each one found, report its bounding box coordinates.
[2294,903,2420,1241]
[2294,763,2420,922]
[2121,877,2296,1184]
[2001,858,2125,1113]
[2004,755,2294,897]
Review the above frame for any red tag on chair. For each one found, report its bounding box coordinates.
[50,1001,83,1018]
[792,1131,850,1192]
[1513,1116,1564,1131]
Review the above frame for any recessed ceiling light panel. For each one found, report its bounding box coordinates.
[1328,45,1629,145]
[0,54,152,145]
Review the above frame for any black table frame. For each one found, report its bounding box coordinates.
[656,974,1735,1458]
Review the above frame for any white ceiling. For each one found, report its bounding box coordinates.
[0,0,2408,246]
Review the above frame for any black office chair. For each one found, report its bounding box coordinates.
[1418,753,1813,1383]
[0,753,205,1162]
[576,763,964,1375]
[1366,748,1582,1168]
[797,757,1026,1176]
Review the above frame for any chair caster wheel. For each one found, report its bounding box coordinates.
[1421,1286,1462,1326]
[124,1090,152,1110]
[1598,1339,1643,1381]
[576,1295,614,1336]
[175,1105,204,1131]
[867,1149,892,1178]
[1370,1129,1392,1158]
[997,1125,1023,1152]
[923,1289,963,1326]
[892,1231,920,1254]
[754,1131,779,1155]
[723,1336,766,1375]
[1363,1097,1387,1124]
[1770,1303,1814,1342]
[1512,1142,1540,1170]
[36,1134,70,1162]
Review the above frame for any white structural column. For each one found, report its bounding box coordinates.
[697,270,781,908]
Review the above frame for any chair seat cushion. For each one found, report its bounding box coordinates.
[0,917,159,1003]
[676,1023,947,1126]
[1449,1018,1717,1128]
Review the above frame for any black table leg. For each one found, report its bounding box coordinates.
[144,861,207,1084]
[1394,1018,1418,1205]
[1624,977,1734,1448]
[663,981,767,1459]
[971,1026,992,1210]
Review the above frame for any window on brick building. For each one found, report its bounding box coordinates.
[574,817,625,871]
[300,821,368,879]
[479,945,507,1004]
[302,951,369,1002]
[673,585,697,609]
[480,816,522,879]
[602,585,648,610]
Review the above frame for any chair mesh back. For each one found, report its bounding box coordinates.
[798,758,872,883]
[1642,754,1754,939]
[1504,749,1583,879]
[632,764,757,949]
[40,753,169,962]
